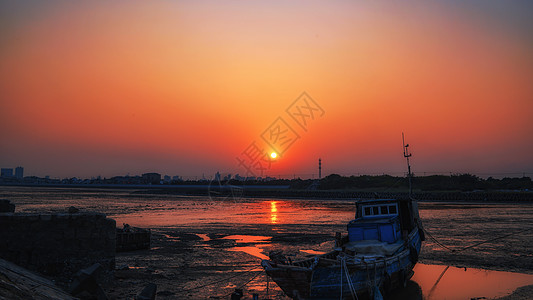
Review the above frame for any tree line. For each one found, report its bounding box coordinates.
[314,173,533,191]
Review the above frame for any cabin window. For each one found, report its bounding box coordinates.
[364,207,371,216]
[361,203,399,217]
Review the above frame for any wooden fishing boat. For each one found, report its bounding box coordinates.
[262,198,424,299]
[262,135,424,299]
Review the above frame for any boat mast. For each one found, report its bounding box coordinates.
[402,133,412,197]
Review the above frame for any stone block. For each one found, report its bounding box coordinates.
[0,212,116,281]
[40,214,52,221]
[106,229,115,240]
[64,228,76,239]
[0,200,15,213]
[137,283,157,300]
[76,228,92,239]
[26,214,39,221]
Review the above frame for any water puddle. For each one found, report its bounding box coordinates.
[412,264,533,299]
[222,235,271,244]
[299,249,326,255]
[161,234,180,241]
[229,246,270,260]
[196,233,211,241]
[223,235,272,260]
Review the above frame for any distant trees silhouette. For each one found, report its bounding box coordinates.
[316,173,532,191]
[215,173,533,191]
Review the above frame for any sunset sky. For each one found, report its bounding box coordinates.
[1,1,532,179]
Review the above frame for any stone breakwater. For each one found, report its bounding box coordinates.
[0,212,116,285]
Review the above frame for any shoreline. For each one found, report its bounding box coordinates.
[2,184,533,203]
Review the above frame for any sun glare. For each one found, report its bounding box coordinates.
[270,152,277,159]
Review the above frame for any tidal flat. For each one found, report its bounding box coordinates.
[2,186,533,299]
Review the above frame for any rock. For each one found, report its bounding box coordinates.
[231,289,243,300]
[0,199,15,213]
[69,263,108,300]
[136,283,157,300]
[67,206,79,214]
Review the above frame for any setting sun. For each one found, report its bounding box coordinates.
[0,1,532,179]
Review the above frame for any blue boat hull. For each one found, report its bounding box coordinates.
[311,228,422,299]
[262,227,423,300]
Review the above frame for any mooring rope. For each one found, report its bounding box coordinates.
[426,265,449,299]
[424,227,532,253]
[200,268,266,299]
[340,257,343,300]
[423,228,456,252]
[177,267,262,293]
[341,257,358,300]
[221,270,264,297]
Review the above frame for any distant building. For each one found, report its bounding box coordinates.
[142,173,161,184]
[163,175,171,183]
[1,168,13,178]
[214,172,221,181]
[15,167,23,179]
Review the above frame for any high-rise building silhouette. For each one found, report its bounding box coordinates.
[15,167,23,179]
[1,168,13,178]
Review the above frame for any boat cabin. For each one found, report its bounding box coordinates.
[347,199,415,244]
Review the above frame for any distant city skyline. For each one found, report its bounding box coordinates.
[1,164,531,181]
[1,1,532,179]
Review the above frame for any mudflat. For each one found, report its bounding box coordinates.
[3,187,532,299]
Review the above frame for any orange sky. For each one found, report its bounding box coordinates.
[1,1,532,178]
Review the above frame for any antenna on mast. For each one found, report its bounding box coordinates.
[402,132,413,197]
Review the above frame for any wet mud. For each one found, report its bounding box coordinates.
[418,202,533,274]
[107,220,533,299]
[2,187,533,299]
[109,225,342,299]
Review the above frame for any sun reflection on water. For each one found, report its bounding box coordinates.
[270,201,278,224]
